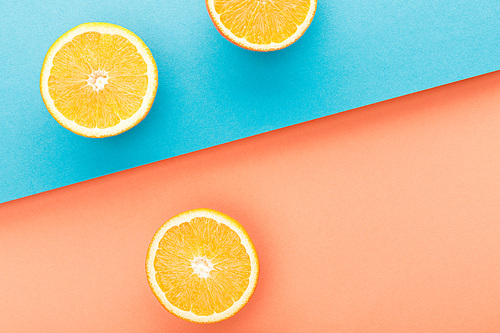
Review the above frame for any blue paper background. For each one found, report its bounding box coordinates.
[0,0,498,203]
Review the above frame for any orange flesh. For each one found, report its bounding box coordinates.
[48,32,148,128]
[153,217,251,316]
[214,0,310,44]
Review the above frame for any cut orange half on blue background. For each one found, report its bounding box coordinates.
[206,0,317,51]
[40,23,158,138]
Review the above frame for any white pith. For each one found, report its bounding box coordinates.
[146,209,259,323]
[86,69,109,91]
[191,256,214,279]
[40,23,158,138]
[206,0,317,51]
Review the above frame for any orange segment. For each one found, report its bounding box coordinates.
[154,217,252,316]
[48,32,147,126]
[207,0,316,51]
[40,23,158,137]
[146,209,259,323]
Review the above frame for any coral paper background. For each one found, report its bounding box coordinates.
[0,72,499,332]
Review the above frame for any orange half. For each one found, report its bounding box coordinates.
[146,209,259,323]
[40,23,158,138]
[206,0,317,51]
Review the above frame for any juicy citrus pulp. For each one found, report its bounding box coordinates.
[146,209,259,323]
[206,0,317,51]
[40,23,158,137]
